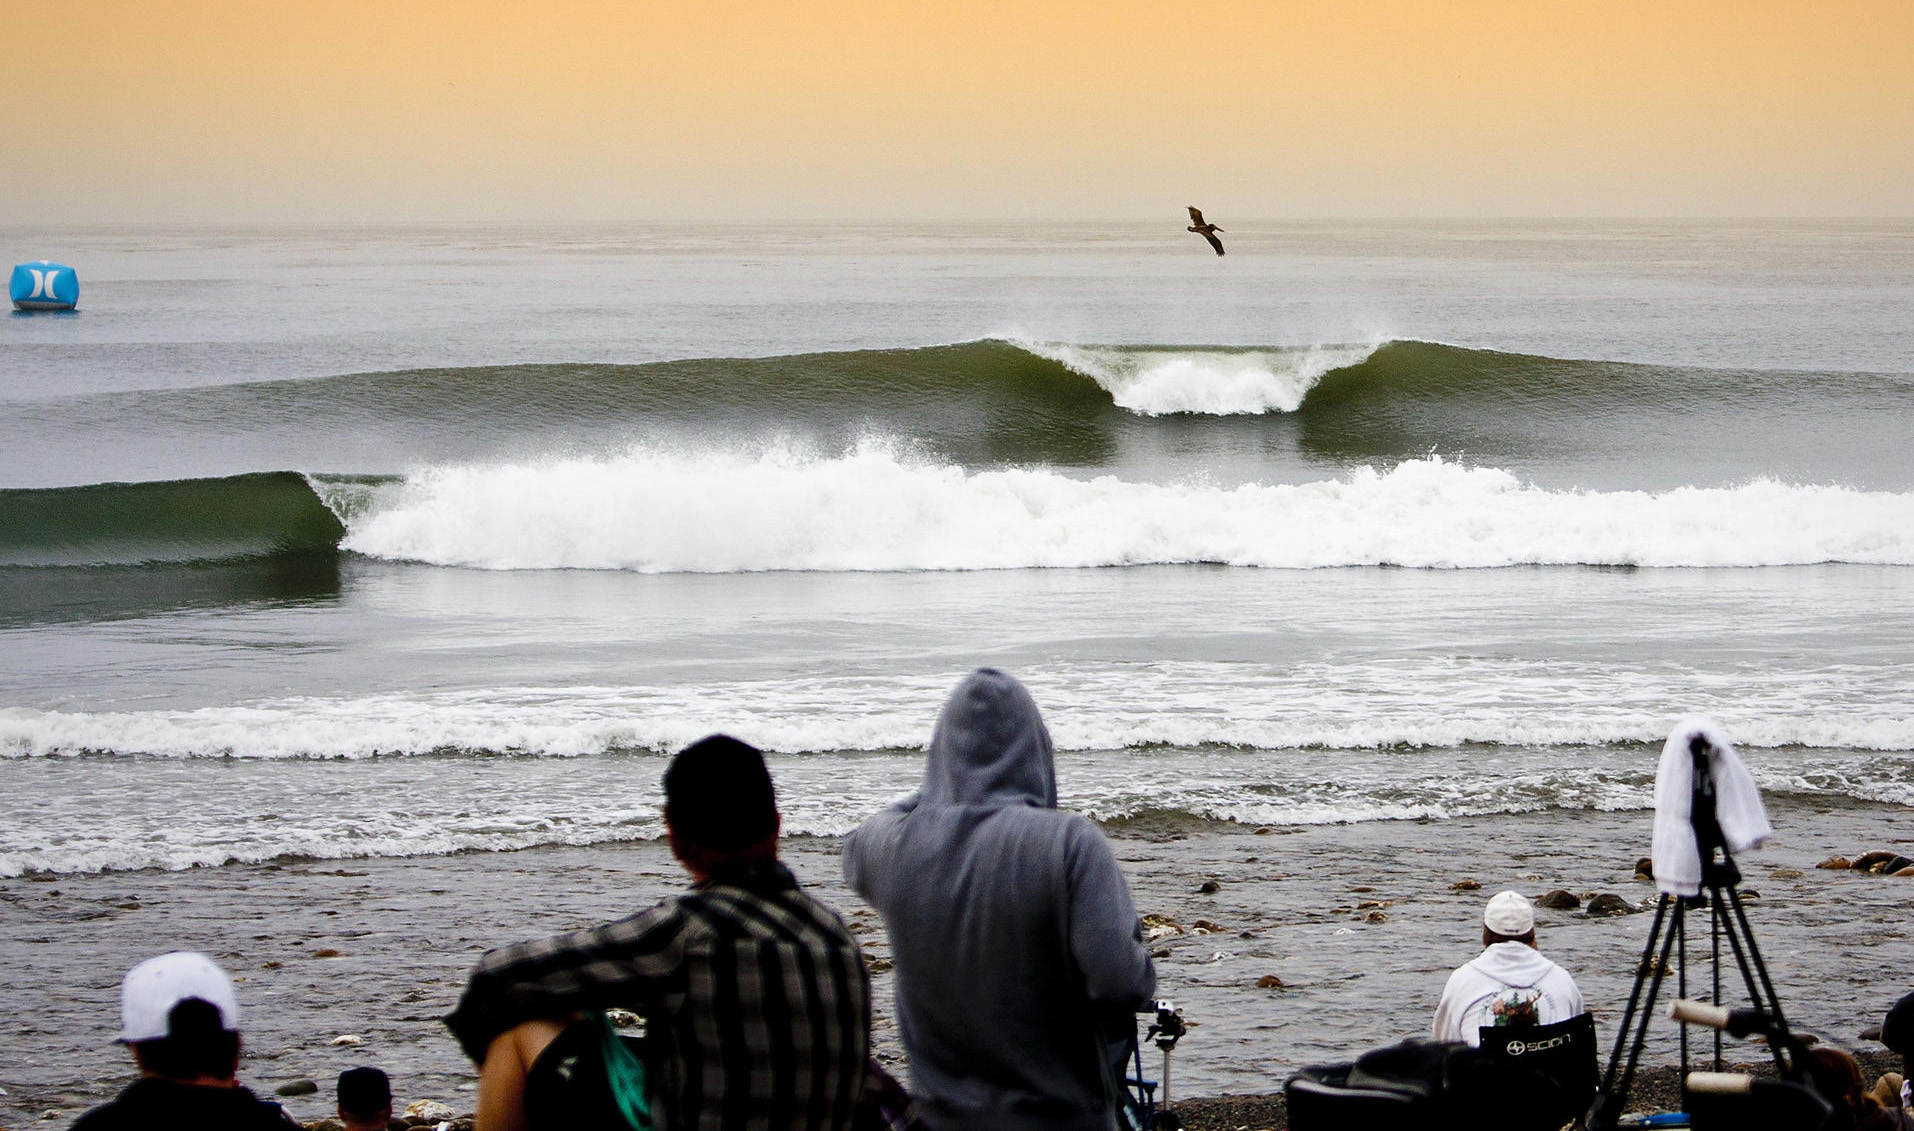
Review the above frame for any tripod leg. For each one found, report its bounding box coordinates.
[1713,885,1794,1077]
[1724,887,1790,1033]
[1602,895,1673,1096]
[1677,905,1689,1075]
[1596,898,1685,1127]
[1712,890,1723,1069]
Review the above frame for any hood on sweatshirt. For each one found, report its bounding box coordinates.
[918,668,1058,809]
[1468,940,1561,987]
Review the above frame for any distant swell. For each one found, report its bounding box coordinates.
[340,447,1914,571]
[0,472,352,567]
[27,339,1914,483]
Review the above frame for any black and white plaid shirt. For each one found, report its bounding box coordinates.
[446,862,870,1131]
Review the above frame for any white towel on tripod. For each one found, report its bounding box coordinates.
[1651,719,1772,897]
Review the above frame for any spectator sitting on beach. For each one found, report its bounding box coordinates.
[445,734,869,1131]
[1868,990,1914,1129]
[337,1067,394,1131]
[72,951,298,1131]
[1810,1047,1900,1131]
[843,668,1157,1131]
[1432,890,1585,1046]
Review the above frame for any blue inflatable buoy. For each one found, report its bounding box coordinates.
[10,261,79,311]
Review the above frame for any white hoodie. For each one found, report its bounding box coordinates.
[1433,941,1585,1047]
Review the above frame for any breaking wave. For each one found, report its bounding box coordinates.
[339,447,1913,572]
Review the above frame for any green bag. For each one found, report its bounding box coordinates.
[594,1012,652,1131]
[524,1012,655,1131]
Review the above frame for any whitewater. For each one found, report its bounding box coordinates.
[327,448,1914,572]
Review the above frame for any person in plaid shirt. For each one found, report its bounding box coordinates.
[446,735,870,1131]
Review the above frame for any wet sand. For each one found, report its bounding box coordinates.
[2,796,1908,1127]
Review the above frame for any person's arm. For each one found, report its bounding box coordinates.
[1064,818,1155,1010]
[841,795,916,903]
[445,902,689,1064]
[1432,968,1467,1042]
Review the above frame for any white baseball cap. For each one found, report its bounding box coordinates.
[118,952,240,1043]
[1484,890,1535,937]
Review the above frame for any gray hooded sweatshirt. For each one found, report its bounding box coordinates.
[843,669,1156,1131]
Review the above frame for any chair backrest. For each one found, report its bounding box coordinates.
[1476,1013,1599,1130]
[1286,1063,1432,1131]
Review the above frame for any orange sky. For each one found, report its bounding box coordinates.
[6,0,1912,221]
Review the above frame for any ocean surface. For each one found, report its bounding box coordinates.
[2,220,1912,879]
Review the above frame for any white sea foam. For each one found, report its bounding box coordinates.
[332,447,1914,572]
[1018,340,1379,414]
[5,658,1911,763]
[2,729,1906,876]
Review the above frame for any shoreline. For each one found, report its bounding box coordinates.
[2,796,1909,1126]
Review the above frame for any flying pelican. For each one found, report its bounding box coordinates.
[1186,206,1225,256]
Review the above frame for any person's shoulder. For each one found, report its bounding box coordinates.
[71,1078,162,1131]
[1052,807,1116,848]
[481,895,692,968]
[1439,958,1479,992]
[70,1098,125,1131]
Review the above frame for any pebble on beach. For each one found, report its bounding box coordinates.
[275,1079,319,1097]
[1585,893,1634,917]
[1448,879,1481,890]
[1537,889,1580,910]
[1256,975,1285,989]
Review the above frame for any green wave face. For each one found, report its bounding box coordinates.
[20,339,1912,487]
[0,471,348,567]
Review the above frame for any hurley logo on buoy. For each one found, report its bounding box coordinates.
[26,268,61,300]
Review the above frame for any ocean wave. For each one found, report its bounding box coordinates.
[6,657,1911,762]
[335,446,1914,572]
[1018,341,1380,414]
[3,736,1906,876]
[6,451,1908,574]
[0,471,353,567]
[33,338,1911,449]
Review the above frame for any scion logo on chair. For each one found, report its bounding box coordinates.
[1504,1034,1571,1058]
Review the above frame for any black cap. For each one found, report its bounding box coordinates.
[663,735,776,852]
[338,1067,391,1116]
[1883,991,1914,1054]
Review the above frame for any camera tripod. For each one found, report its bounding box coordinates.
[1586,734,1812,1130]
[1125,1000,1188,1131]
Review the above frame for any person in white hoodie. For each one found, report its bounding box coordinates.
[1433,890,1585,1046]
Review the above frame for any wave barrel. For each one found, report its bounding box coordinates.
[9,260,79,311]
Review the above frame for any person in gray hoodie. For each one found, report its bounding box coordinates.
[843,668,1156,1131]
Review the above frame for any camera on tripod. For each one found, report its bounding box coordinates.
[1123,1000,1188,1131]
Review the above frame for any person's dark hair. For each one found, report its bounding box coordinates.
[1883,991,1914,1054]
[1483,927,1537,948]
[132,998,239,1080]
[664,735,777,854]
[338,1066,392,1118]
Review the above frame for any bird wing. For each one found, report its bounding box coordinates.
[1188,206,1205,224]
[1202,229,1225,256]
